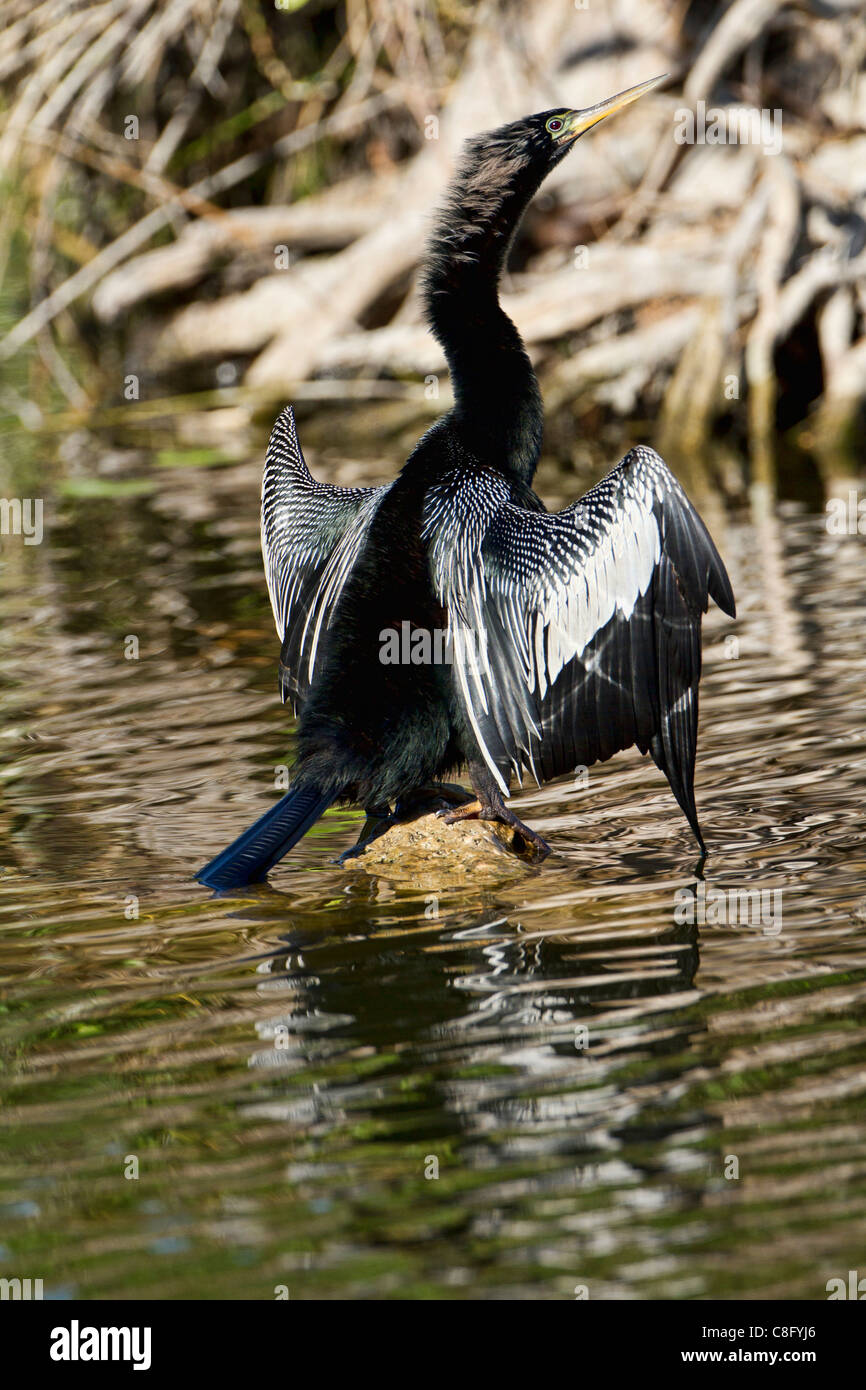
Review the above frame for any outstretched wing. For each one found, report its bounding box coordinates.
[424,446,735,848]
[261,406,391,709]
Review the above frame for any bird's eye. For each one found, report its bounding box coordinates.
[546,117,564,134]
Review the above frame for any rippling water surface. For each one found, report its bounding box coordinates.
[1,428,865,1300]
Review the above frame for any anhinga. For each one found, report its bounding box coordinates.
[197,76,735,891]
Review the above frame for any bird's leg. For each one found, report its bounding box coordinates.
[429,781,476,807]
[338,802,394,863]
[438,762,551,857]
[436,798,483,823]
[393,782,474,818]
[339,786,475,864]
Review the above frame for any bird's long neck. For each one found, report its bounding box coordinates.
[423,147,544,482]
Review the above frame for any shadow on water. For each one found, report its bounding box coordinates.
[0,425,865,1299]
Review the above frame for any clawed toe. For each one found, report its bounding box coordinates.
[437,798,482,824]
[514,826,552,858]
[437,797,551,857]
[480,807,551,858]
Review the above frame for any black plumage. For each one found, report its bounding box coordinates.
[197,78,735,891]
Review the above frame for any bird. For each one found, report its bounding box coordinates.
[196,76,735,892]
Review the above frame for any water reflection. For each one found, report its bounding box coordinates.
[0,434,864,1299]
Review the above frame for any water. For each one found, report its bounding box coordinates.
[1,428,865,1300]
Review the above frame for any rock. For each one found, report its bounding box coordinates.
[348,809,542,889]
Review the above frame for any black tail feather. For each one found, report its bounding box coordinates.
[196,783,334,890]
[649,554,706,856]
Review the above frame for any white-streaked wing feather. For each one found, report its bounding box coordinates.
[424,447,735,837]
[261,407,391,706]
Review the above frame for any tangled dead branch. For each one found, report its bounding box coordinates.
[1,0,864,490]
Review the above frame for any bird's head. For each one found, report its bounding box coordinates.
[525,73,667,166]
[459,75,668,200]
[424,73,668,357]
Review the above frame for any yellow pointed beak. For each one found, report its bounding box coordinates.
[557,74,668,142]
